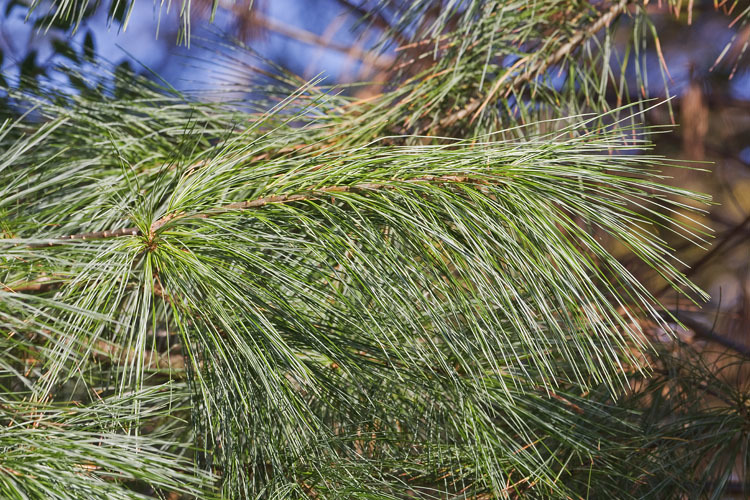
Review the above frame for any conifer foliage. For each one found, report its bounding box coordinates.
[1,1,748,498]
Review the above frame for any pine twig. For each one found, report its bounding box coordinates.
[26,227,140,248]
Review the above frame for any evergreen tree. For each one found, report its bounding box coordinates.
[1,1,748,498]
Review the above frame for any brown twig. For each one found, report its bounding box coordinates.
[656,212,750,298]
[93,339,186,372]
[254,13,393,71]
[661,310,750,359]
[2,277,61,294]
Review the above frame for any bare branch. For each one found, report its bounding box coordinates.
[661,309,750,359]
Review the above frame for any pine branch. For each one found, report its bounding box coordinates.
[3,2,741,497]
[19,174,487,248]
[439,0,631,128]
